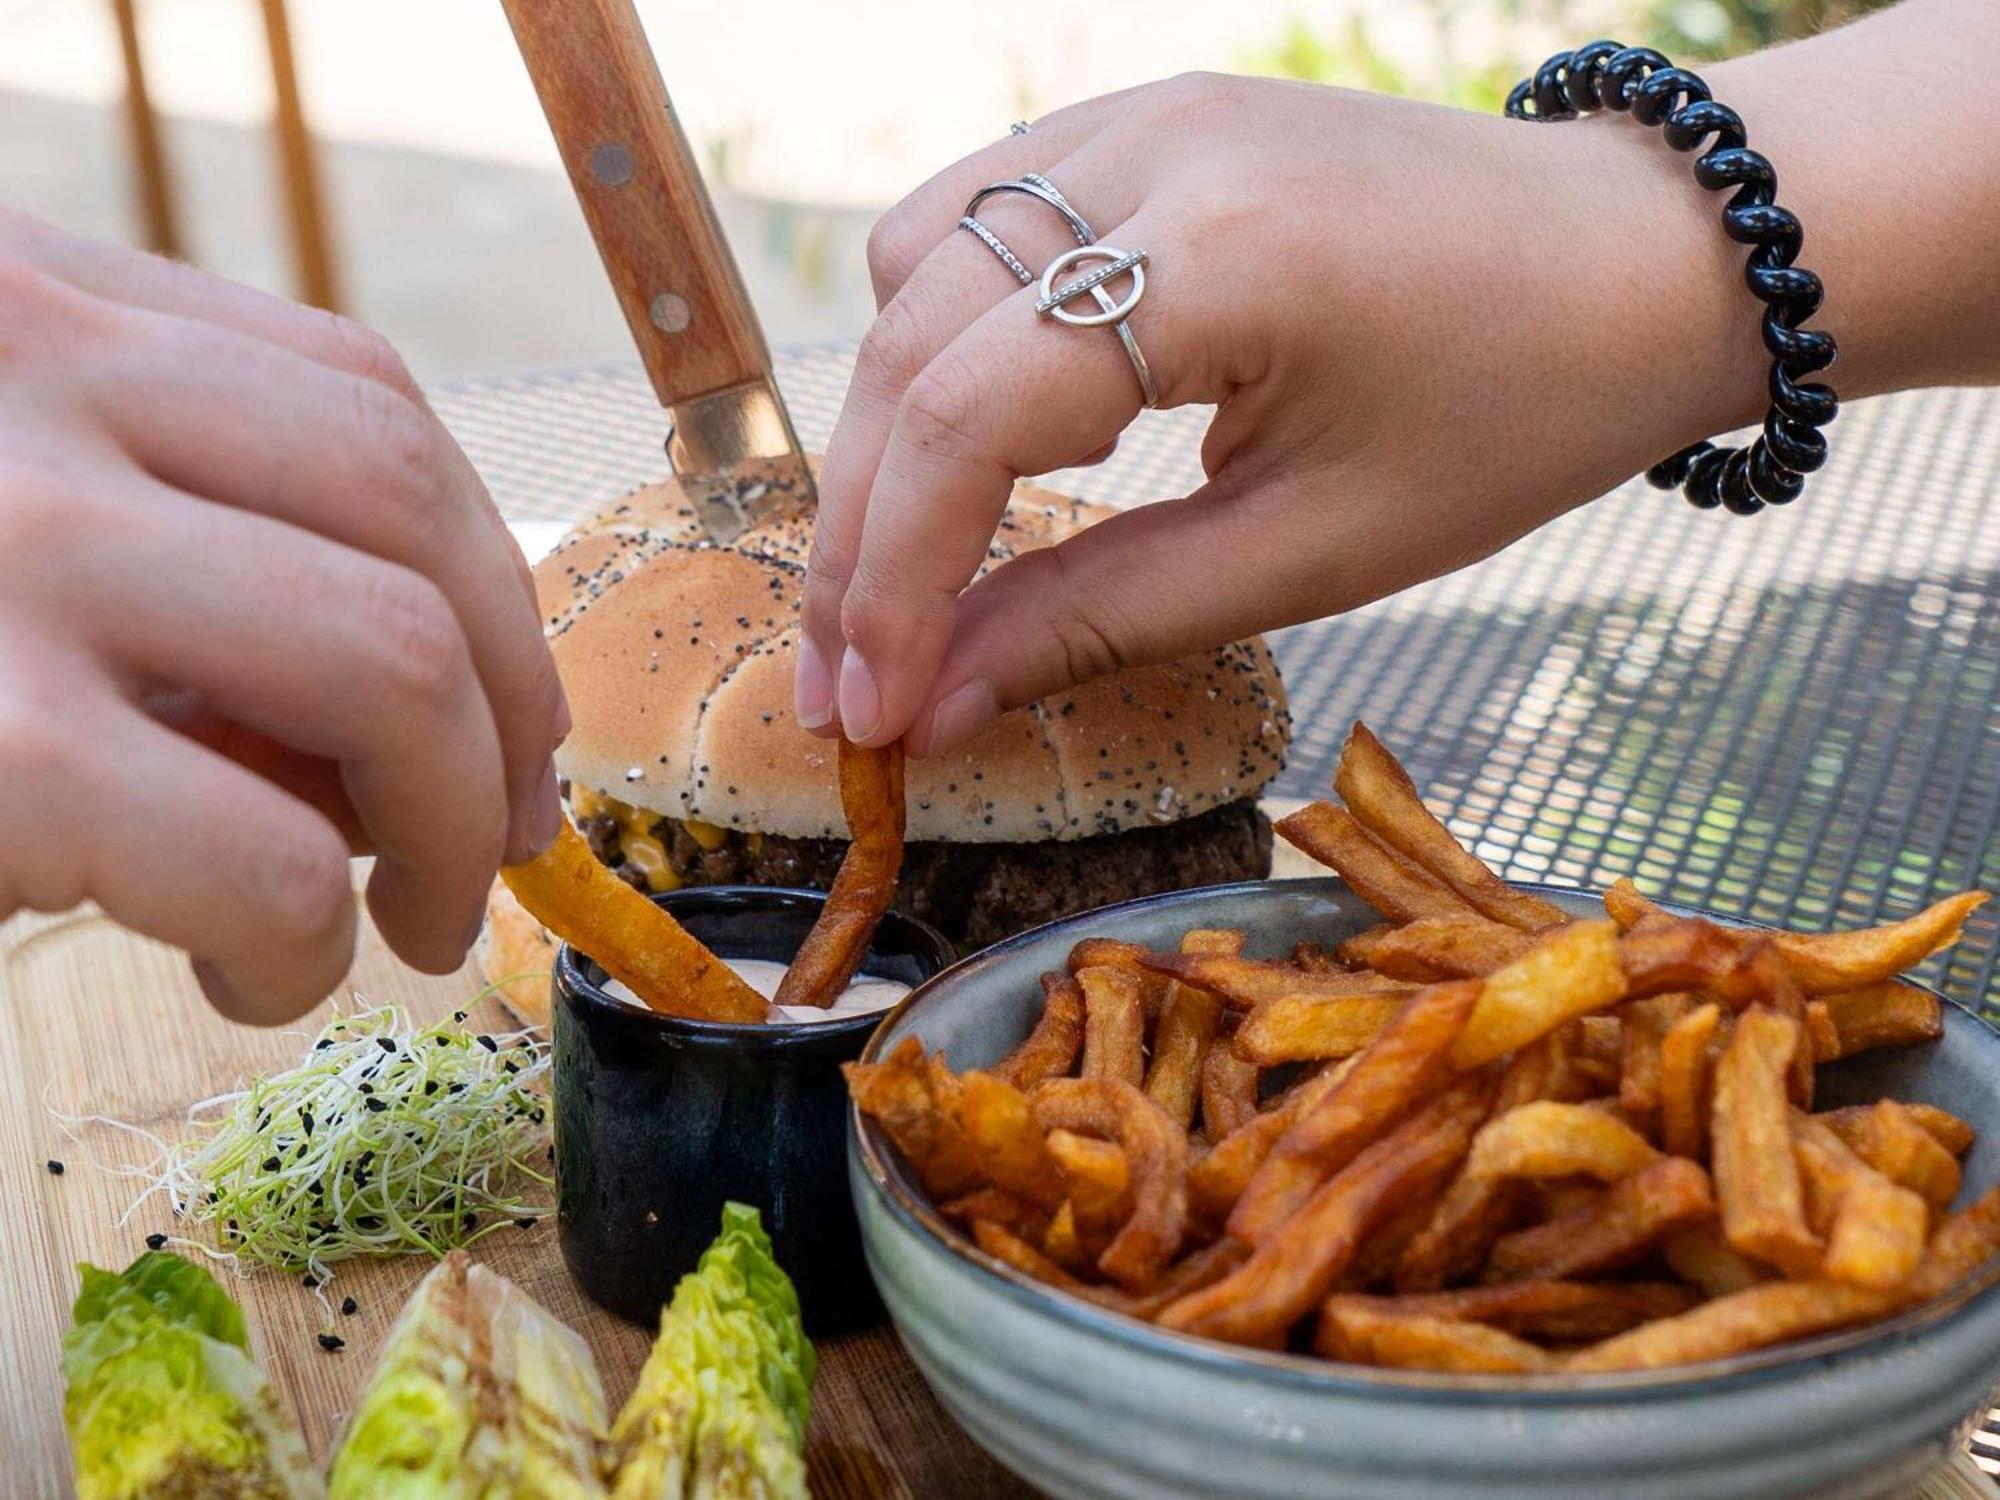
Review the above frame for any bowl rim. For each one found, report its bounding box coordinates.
[556,884,956,1047]
[851,875,2000,1399]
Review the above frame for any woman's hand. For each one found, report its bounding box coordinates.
[0,211,566,1022]
[796,0,2000,758]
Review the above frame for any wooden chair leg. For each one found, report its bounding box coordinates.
[109,0,181,258]
[256,0,343,312]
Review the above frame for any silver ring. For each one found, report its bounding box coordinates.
[959,175,1160,407]
[1009,120,1033,136]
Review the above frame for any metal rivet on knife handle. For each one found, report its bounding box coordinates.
[650,293,692,334]
[588,142,634,186]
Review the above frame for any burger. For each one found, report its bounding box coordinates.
[488,469,1291,1003]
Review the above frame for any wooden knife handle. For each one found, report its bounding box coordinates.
[500,0,771,405]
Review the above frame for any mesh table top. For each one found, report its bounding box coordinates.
[435,345,2000,1484]
[435,345,2000,1017]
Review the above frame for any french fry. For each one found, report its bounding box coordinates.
[1838,1099,1963,1212]
[1658,1002,1722,1159]
[843,1037,985,1198]
[1042,1200,1089,1271]
[773,740,905,1009]
[1335,1198,1438,1293]
[1078,1238,1249,1321]
[1334,723,1569,932]
[1233,995,1404,1066]
[1065,938,1172,1018]
[1449,922,1625,1071]
[1460,1101,1660,1184]
[1290,941,1347,973]
[1818,1100,1975,1158]
[1564,1279,1897,1373]
[501,820,768,1022]
[1362,917,1538,982]
[938,1186,1050,1243]
[1772,892,1988,993]
[1137,951,1414,1010]
[1145,929,1240,1128]
[1336,924,1398,970]
[957,1071,1066,1210]
[1032,1079,1189,1291]
[1712,1007,1823,1277]
[1275,802,1481,924]
[1323,1284,1697,1359]
[1903,1185,2000,1301]
[1485,1157,1716,1283]
[1186,1065,1345,1224]
[1199,1039,1260,1142]
[1229,981,1482,1247]
[1620,995,1693,1127]
[1616,917,1753,1003]
[992,972,1087,1087]
[972,1218,1087,1292]
[1809,983,1945,1059]
[1078,965,1146,1087]
[1602,877,1662,931]
[1160,1078,1491,1347]
[1663,1223,1771,1298]
[1318,1300,1555,1374]
[1790,1112,1926,1290]
[1046,1130,1133,1259]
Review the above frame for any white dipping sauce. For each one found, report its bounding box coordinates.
[603,957,909,1024]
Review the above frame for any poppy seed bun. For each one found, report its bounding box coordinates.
[535,472,1291,843]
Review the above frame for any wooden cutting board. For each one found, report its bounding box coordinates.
[1,815,1991,1498]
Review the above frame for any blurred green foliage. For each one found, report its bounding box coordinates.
[1242,0,1893,109]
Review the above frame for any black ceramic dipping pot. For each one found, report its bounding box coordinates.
[552,886,954,1337]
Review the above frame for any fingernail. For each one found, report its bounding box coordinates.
[795,635,835,729]
[837,649,883,744]
[552,685,573,747]
[919,679,998,757]
[525,761,563,855]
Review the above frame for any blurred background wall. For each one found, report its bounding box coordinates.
[0,0,1883,383]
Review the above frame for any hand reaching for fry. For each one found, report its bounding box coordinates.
[797,0,2000,755]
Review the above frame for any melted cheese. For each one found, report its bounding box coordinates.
[569,785,681,892]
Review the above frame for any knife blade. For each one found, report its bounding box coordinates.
[500,0,817,543]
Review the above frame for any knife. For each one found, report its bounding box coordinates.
[500,0,817,541]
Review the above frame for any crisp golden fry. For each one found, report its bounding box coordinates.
[1486,1157,1716,1283]
[1712,1008,1823,1277]
[1145,930,1239,1128]
[1066,938,1171,1017]
[1810,983,1945,1059]
[1042,1201,1088,1272]
[1199,1040,1260,1143]
[1318,1300,1555,1374]
[1772,892,1988,993]
[1229,981,1481,1247]
[1602,877,1662,931]
[1046,1130,1133,1260]
[1663,1224,1771,1298]
[939,1186,1051,1243]
[1461,1101,1660,1184]
[1078,965,1146,1087]
[1619,995,1693,1126]
[1290,941,1347,973]
[1336,924,1398,970]
[773,740,905,1009]
[1334,1282,1697,1344]
[1838,1099,1963,1212]
[1449,922,1625,1071]
[844,1037,985,1199]
[1819,1100,1975,1158]
[1186,1065,1346,1224]
[501,821,768,1022]
[1275,802,1480,924]
[1658,1002,1722,1159]
[1233,995,1403,1066]
[1138,951,1414,1010]
[957,1071,1066,1210]
[992,973,1087,1087]
[1361,916,1537,982]
[1032,1078,1189,1291]
[1335,723,1569,933]
[1790,1112,1926,1290]
[1564,1279,1897,1373]
[1079,1238,1249,1321]
[1161,1079,1491,1347]
[1615,917,1753,1003]
[1903,1186,2000,1301]
[973,1218,1087,1292]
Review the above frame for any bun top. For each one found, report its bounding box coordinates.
[536,471,1290,843]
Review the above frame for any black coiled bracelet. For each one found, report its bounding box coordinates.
[1507,41,1836,515]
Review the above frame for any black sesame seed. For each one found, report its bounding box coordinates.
[453,1010,468,1023]
[45,1159,63,1175]
[515,1217,536,1230]
[376,1037,396,1053]
[301,1274,318,1289]
[145,1233,167,1250]
[341,1296,358,1316]
[365,1098,388,1114]
[477,1036,497,1053]
[262,1156,282,1172]
[317,1333,345,1352]
[357,1082,374,1095]
[423,1080,438,1096]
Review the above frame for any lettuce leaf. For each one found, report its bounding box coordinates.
[63,1253,322,1500]
[607,1203,816,1499]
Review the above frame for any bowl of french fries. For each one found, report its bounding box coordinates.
[845,725,2000,1500]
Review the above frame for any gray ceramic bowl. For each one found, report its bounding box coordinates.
[848,879,2000,1500]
